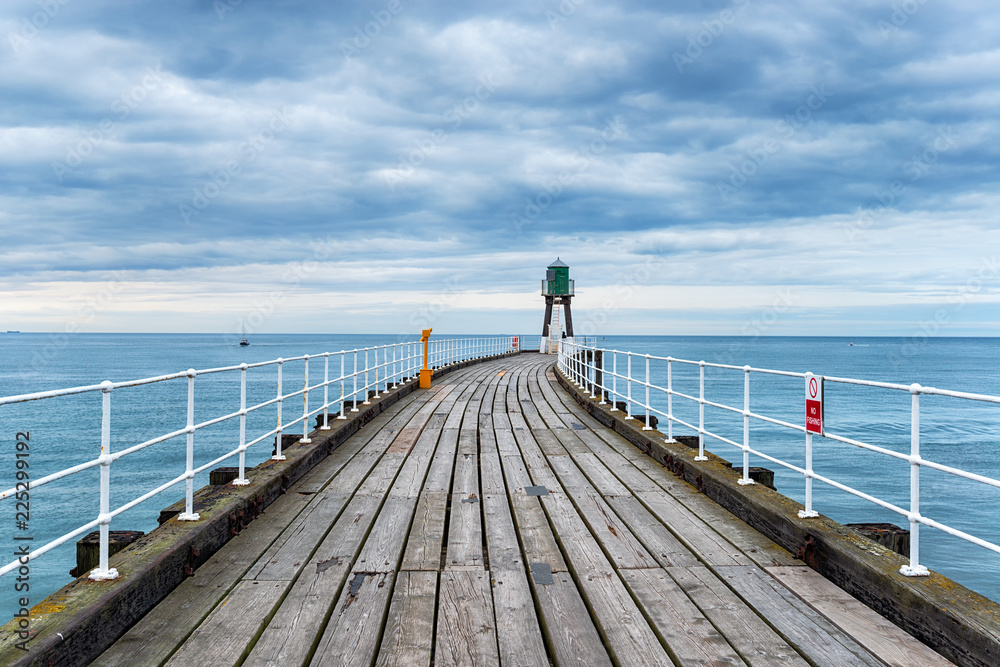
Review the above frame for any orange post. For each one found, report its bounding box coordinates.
[419,328,433,388]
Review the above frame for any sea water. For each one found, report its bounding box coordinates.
[0,333,998,623]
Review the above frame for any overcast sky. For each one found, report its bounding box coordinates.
[1,0,997,336]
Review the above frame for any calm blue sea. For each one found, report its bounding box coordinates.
[1,333,998,623]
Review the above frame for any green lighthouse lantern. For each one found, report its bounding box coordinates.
[540,258,575,353]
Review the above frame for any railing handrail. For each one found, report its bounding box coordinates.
[558,339,1000,581]
[0,335,517,581]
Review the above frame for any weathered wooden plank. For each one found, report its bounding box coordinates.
[242,494,384,667]
[620,568,748,666]
[509,425,564,492]
[355,452,410,496]
[356,497,420,572]
[560,489,656,569]
[249,492,352,581]
[386,426,423,454]
[452,449,479,495]
[508,493,567,573]
[717,566,884,666]
[639,489,753,567]
[386,427,441,500]
[767,566,955,667]
[534,428,570,457]
[423,428,459,493]
[436,571,500,667]
[570,566,674,666]
[311,571,395,666]
[604,496,701,568]
[531,572,612,667]
[491,565,549,666]
[507,410,530,433]
[540,492,642,573]
[520,399,548,430]
[482,493,522,571]
[399,491,448,571]
[165,580,286,667]
[669,566,810,667]
[375,571,437,667]
[445,492,483,569]
[495,427,520,457]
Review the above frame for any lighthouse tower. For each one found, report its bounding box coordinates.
[539,258,575,353]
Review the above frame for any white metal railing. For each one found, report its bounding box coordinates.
[0,336,516,582]
[559,339,1000,578]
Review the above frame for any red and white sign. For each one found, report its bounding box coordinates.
[805,373,823,434]
[512,336,519,349]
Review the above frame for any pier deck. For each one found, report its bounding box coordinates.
[96,354,950,666]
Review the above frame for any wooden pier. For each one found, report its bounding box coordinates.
[94,354,951,666]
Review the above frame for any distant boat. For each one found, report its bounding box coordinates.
[239,324,250,347]
[6,330,20,334]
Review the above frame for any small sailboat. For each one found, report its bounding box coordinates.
[239,324,250,347]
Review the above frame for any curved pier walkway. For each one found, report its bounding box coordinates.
[96,354,950,666]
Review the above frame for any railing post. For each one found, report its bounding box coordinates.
[625,352,634,420]
[179,369,202,518]
[391,343,397,389]
[351,350,359,412]
[235,364,250,484]
[273,360,286,461]
[739,366,754,485]
[90,380,119,580]
[643,355,652,430]
[363,348,371,405]
[902,385,930,576]
[598,348,607,405]
[338,352,347,419]
[321,353,331,429]
[610,351,618,411]
[300,355,312,443]
[695,361,708,461]
[666,357,674,442]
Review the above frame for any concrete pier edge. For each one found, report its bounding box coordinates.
[0,350,519,667]
[555,364,1000,667]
